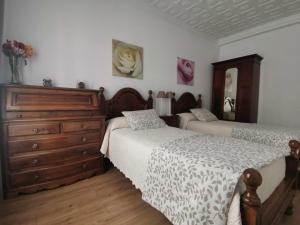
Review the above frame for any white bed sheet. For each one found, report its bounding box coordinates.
[106,127,285,225]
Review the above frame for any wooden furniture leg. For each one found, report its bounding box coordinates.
[241,168,262,225]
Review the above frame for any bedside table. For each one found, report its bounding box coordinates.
[160,115,180,128]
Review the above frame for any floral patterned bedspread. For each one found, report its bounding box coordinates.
[232,124,300,149]
[142,134,289,225]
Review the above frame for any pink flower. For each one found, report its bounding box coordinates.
[177,58,194,85]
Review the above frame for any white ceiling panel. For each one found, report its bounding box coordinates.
[145,0,300,38]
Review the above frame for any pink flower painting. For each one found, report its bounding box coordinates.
[177,57,194,86]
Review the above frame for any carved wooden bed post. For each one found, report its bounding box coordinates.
[98,87,106,115]
[241,168,262,225]
[197,94,202,108]
[171,92,176,115]
[147,90,153,109]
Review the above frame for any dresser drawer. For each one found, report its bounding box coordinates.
[62,120,103,133]
[5,111,102,120]
[10,157,101,187]
[8,123,60,137]
[8,132,101,155]
[5,87,99,111]
[9,143,100,171]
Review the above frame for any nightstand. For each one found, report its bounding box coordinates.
[160,115,180,128]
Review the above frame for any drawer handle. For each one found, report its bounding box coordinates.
[32,128,39,134]
[82,164,87,170]
[81,137,87,142]
[82,151,87,156]
[33,128,49,134]
[32,144,39,150]
[34,175,40,181]
[16,114,23,118]
[32,159,39,165]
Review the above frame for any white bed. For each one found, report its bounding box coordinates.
[177,112,300,149]
[101,124,286,225]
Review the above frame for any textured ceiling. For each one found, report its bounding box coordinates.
[146,0,300,38]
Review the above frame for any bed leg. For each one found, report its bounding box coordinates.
[241,168,262,225]
[288,140,300,188]
[285,202,294,215]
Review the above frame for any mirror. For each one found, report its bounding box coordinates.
[223,68,238,121]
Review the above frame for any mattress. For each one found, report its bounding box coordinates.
[106,126,286,225]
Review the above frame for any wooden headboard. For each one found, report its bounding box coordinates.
[99,87,153,119]
[171,92,202,114]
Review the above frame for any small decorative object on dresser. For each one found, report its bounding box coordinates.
[160,115,179,128]
[77,82,86,89]
[42,79,52,87]
[0,84,105,198]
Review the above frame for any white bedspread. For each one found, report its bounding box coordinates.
[101,126,286,225]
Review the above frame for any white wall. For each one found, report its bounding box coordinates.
[0,0,5,83]
[0,0,4,201]
[219,24,300,128]
[1,0,218,107]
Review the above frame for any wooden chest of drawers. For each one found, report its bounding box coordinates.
[0,85,105,198]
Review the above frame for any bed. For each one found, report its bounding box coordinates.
[171,92,300,150]
[99,87,300,225]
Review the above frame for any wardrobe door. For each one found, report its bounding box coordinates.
[236,59,261,123]
[211,68,225,119]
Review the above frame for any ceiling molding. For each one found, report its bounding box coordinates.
[218,13,300,46]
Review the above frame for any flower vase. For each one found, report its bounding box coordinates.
[9,56,22,84]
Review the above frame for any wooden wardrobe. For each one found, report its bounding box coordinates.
[211,54,263,123]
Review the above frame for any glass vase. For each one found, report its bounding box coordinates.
[9,56,22,84]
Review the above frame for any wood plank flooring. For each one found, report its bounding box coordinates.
[0,168,299,225]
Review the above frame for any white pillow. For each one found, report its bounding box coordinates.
[122,109,166,130]
[190,108,218,122]
[107,117,130,130]
[177,113,197,129]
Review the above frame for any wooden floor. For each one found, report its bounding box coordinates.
[0,168,299,225]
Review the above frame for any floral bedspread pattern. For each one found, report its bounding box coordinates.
[232,124,300,149]
[142,134,289,225]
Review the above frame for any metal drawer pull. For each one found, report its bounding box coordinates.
[32,128,39,133]
[34,175,40,181]
[32,159,39,165]
[33,128,49,134]
[81,137,87,142]
[16,114,23,118]
[82,151,87,156]
[32,144,39,150]
[82,164,87,169]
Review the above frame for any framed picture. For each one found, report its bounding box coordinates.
[177,57,194,86]
[112,39,143,79]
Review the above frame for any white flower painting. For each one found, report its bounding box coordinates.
[112,39,143,79]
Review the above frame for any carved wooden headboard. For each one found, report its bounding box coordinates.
[171,92,202,114]
[98,87,153,120]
